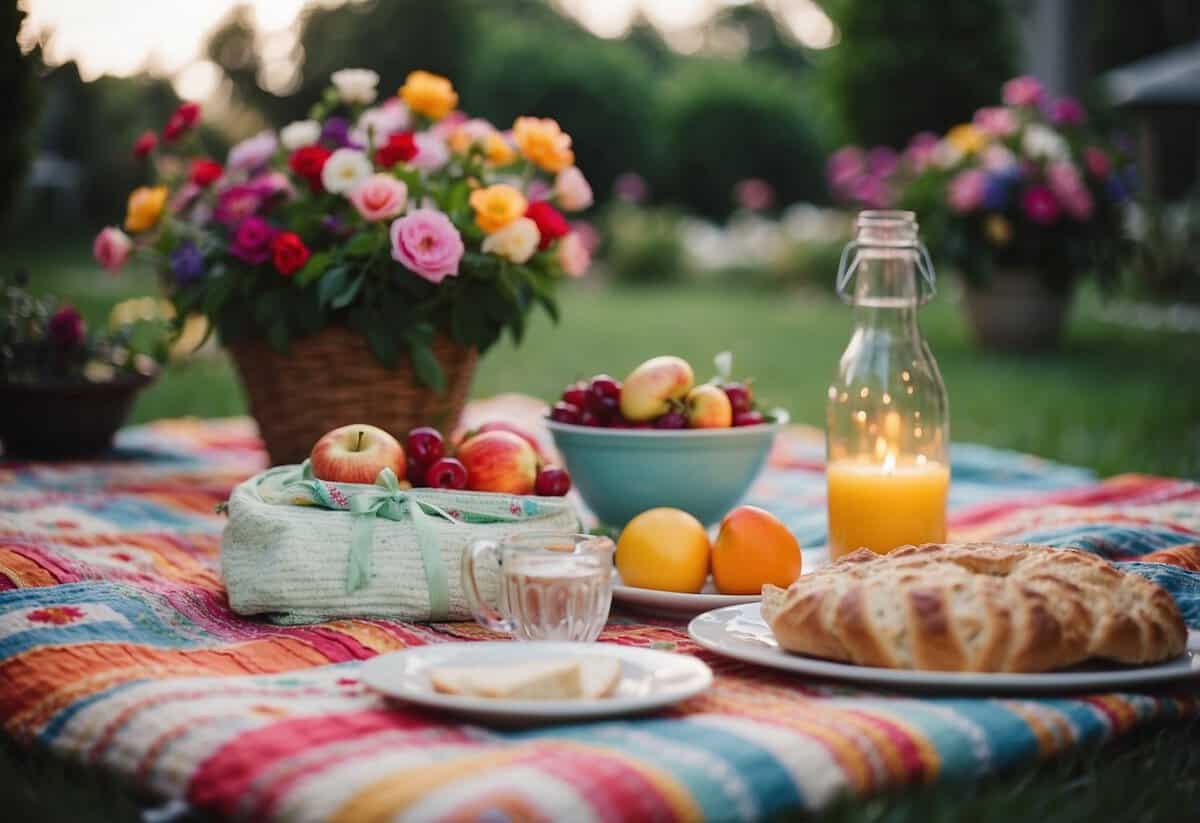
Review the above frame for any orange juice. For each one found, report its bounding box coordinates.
[826,457,949,559]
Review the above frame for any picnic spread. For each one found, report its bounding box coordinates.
[2,402,1198,822]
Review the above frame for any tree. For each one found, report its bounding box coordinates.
[819,0,1018,147]
[0,4,41,226]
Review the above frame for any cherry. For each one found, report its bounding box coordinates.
[585,375,621,418]
[579,410,608,427]
[406,456,428,486]
[550,401,582,424]
[723,383,753,415]
[561,382,588,409]
[654,410,688,429]
[406,426,444,465]
[733,410,766,427]
[426,457,468,490]
[535,465,572,496]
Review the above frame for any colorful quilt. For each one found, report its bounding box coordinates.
[2,408,1199,823]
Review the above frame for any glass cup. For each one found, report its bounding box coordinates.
[462,532,615,642]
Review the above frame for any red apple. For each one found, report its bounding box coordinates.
[686,384,733,428]
[472,420,546,460]
[458,430,538,494]
[310,424,405,484]
[619,356,694,421]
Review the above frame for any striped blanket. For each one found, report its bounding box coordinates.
[1,408,1198,822]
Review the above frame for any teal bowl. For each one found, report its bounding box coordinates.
[545,418,786,527]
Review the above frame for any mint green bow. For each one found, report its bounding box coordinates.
[347,467,459,618]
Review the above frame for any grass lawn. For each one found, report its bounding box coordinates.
[3,238,1200,821]
[11,239,1200,478]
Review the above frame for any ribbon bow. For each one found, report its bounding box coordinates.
[347,468,459,618]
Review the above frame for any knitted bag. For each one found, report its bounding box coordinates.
[221,462,580,624]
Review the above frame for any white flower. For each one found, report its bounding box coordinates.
[932,140,963,169]
[410,133,450,172]
[353,102,411,146]
[321,148,372,194]
[554,166,593,212]
[482,217,540,263]
[1022,124,1069,162]
[331,68,379,105]
[280,120,321,151]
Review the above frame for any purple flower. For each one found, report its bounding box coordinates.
[170,241,206,284]
[866,146,899,178]
[249,171,294,201]
[850,174,892,209]
[826,146,864,197]
[982,174,1011,210]
[613,171,649,204]
[321,116,360,149]
[230,217,278,264]
[321,215,353,237]
[1048,97,1087,127]
[48,306,85,348]
[214,184,265,227]
[227,130,278,173]
[904,132,939,171]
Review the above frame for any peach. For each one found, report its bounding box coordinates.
[685,384,733,428]
[712,505,802,594]
[619,356,694,422]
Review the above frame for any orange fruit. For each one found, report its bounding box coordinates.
[616,508,710,593]
[711,505,801,594]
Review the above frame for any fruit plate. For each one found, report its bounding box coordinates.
[361,641,713,725]
[612,572,760,618]
[688,603,1200,695]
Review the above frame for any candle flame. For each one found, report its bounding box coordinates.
[882,452,896,474]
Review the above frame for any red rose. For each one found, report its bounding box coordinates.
[288,146,332,191]
[133,130,158,159]
[272,232,311,276]
[525,201,569,249]
[190,158,224,187]
[375,132,418,168]
[163,101,201,142]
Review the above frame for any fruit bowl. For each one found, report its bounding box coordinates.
[545,415,786,527]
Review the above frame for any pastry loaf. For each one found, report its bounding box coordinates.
[762,543,1187,673]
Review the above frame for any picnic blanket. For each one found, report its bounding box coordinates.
[2,404,1199,822]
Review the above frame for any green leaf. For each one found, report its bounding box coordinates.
[365,323,400,368]
[317,266,349,307]
[254,289,285,328]
[345,231,384,257]
[267,318,289,353]
[294,252,332,286]
[535,293,560,324]
[408,334,447,393]
[331,274,365,310]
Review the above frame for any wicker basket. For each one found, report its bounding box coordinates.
[230,326,477,464]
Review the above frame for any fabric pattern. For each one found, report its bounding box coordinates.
[1,408,1198,822]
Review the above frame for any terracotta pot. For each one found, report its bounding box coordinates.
[0,373,155,459]
[230,327,477,465]
[964,270,1073,352]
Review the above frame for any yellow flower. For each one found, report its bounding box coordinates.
[469,184,528,234]
[945,123,987,155]
[484,132,516,166]
[513,116,574,173]
[124,185,168,233]
[482,217,540,264]
[399,70,458,121]
[985,214,1012,247]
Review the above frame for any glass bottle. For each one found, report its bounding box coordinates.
[825,211,949,559]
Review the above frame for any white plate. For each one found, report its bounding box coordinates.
[612,572,760,618]
[361,641,713,723]
[689,603,1200,695]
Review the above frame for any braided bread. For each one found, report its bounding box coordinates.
[762,543,1187,673]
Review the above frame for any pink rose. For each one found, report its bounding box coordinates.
[553,166,593,212]
[973,106,1018,138]
[947,169,987,214]
[93,227,132,273]
[1060,185,1094,221]
[349,174,408,221]
[904,132,940,172]
[409,134,450,171]
[1084,147,1110,178]
[1002,75,1044,107]
[826,146,864,197]
[558,232,590,278]
[389,209,464,283]
[1046,161,1083,199]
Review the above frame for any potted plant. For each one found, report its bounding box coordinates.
[828,75,1134,351]
[0,271,169,458]
[95,69,595,463]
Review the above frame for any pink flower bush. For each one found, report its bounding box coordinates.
[1002,75,1043,107]
[390,209,464,283]
[947,169,987,213]
[93,227,132,273]
[349,174,408,221]
[973,107,1018,138]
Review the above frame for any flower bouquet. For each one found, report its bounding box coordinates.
[828,76,1134,348]
[95,69,594,462]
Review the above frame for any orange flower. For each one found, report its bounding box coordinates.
[399,70,458,121]
[469,184,528,234]
[484,132,516,166]
[124,185,168,233]
[513,117,574,173]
